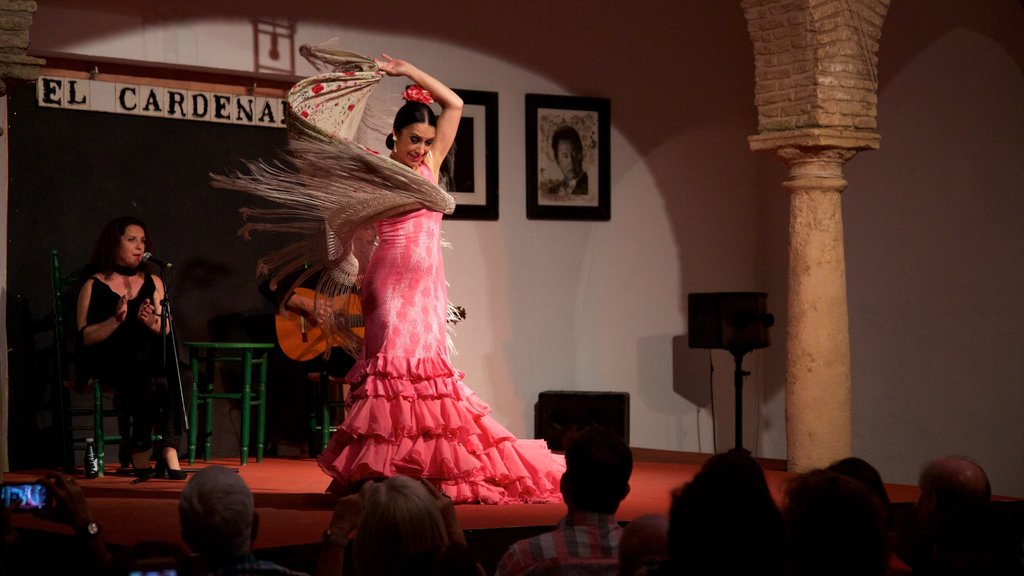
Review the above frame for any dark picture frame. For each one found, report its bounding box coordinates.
[442,88,499,220]
[526,94,610,221]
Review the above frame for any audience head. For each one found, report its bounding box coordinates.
[561,426,633,514]
[668,450,784,576]
[178,465,255,560]
[827,456,894,529]
[783,469,888,576]
[929,504,1022,576]
[917,456,991,528]
[353,476,448,576]
[697,449,776,496]
[619,514,669,576]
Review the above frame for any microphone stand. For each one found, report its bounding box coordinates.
[135,264,189,484]
[160,267,189,433]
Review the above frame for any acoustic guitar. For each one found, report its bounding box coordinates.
[275,287,363,362]
[275,287,468,362]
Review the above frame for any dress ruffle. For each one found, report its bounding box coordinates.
[317,353,565,504]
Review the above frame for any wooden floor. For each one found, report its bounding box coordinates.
[4,449,922,574]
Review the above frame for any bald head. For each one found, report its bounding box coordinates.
[918,456,991,525]
[179,466,255,558]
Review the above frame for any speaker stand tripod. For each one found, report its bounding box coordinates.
[729,348,752,454]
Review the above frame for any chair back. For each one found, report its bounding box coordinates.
[50,250,96,391]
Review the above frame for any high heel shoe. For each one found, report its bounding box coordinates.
[131,464,157,483]
[155,458,187,480]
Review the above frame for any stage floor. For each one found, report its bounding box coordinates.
[4,448,921,553]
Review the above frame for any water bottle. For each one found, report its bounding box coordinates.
[84,438,99,479]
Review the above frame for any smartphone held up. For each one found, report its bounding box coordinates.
[1,482,48,512]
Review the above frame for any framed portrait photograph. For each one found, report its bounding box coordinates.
[442,89,499,220]
[525,94,610,221]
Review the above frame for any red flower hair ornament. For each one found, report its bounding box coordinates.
[402,84,434,105]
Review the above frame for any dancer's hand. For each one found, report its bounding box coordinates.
[376,54,413,78]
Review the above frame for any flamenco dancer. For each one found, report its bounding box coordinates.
[214,43,564,504]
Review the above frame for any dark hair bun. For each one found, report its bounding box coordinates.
[385,133,395,150]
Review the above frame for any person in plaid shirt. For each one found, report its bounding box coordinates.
[495,427,633,576]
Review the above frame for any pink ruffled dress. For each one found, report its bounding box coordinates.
[317,163,565,504]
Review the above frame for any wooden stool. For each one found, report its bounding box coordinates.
[185,342,274,465]
[309,371,349,457]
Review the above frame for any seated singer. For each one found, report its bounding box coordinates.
[76,216,185,480]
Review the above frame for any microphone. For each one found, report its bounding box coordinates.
[142,252,173,269]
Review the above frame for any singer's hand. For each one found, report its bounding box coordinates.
[114,294,128,324]
[138,298,156,324]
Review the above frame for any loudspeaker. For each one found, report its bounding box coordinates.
[688,292,773,352]
[534,391,629,451]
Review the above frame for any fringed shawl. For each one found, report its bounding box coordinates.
[211,43,455,357]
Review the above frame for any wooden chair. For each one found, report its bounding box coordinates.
[51,249,127,476]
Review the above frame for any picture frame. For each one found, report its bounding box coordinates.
[442,89,499,220]
[525,94,611,221]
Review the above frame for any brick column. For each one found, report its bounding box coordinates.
[0,1,44,98]
[742,0,888,471]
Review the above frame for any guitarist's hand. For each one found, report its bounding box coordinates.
[286,291,336,327]
[276,287,356,362]
[285,291,320,327]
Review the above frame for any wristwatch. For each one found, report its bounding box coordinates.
[79,520,101,538]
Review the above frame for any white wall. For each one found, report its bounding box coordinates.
[23,0,1024,497]
[843,1,1024,497]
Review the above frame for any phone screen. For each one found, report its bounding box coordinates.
[1,482,48,511]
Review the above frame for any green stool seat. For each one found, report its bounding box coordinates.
[185,341,274,466]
